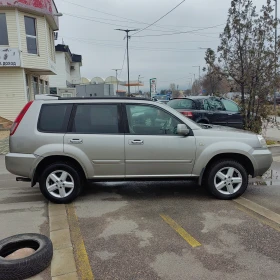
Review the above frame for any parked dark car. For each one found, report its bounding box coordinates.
[167,96,244,129]
[276,93,280,104]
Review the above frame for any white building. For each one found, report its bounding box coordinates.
[0,0,59,121]
[49,44,82,94]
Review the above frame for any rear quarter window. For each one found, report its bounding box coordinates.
[168,99,196,109]
[38,104,72,133]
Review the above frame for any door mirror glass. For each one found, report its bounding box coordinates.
[177,124,190,136]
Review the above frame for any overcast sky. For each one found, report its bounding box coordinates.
[55,0,270,91]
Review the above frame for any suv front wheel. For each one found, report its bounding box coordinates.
[206,159,248,200]
[39,163,83,204]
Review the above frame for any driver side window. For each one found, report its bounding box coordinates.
[126,105,181,135]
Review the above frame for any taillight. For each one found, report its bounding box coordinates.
[10,101,33,136]
[181,111,193,118]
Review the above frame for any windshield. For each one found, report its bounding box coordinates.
[168,99,196,109]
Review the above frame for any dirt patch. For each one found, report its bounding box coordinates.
[0,131,9,140]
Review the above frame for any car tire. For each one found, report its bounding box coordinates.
[0,233,53,280]
[206,159,248,200]
[39,162,83,204]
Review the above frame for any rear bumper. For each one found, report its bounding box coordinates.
[5,153,37,178]
[251,149,273,177]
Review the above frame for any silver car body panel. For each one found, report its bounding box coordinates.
[5,97,272,182]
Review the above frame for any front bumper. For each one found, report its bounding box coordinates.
[252,149,273,177]
[5,153,37,178]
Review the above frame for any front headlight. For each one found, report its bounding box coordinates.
[257,135,267,148]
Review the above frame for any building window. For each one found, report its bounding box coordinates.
[0,14,9,45]
[39,79,44,94]
[24,16,37,54]
[33,77,38,95]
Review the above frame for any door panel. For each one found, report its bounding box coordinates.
[64,134,125,178]
[125,104,196,177]
[125,135,196,177]
[205,98,228,126]
[221,99,244,128]
[64,103,125,178]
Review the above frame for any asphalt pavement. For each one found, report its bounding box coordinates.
[1,153,280,280]
[71,171,280,280]
[0,155,50,280]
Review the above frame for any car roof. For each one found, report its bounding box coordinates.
[35,95,150,101]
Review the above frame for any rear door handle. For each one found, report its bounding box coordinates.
[70,139,83,144]
[129,140,144,145]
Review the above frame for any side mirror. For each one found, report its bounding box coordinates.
[177,124,190,136]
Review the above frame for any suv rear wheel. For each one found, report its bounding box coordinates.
[39,163,83,204]
[206,159,248,200]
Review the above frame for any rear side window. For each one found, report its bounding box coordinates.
[167,99,196,109]
[38,104,72,133]
[71,104,120,134]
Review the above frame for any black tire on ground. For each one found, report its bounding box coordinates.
[205,159,248,200]
[0,233,53,280]
[39,162,83,204]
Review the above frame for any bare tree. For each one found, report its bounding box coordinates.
[207,0,280,132]
[192,79,201,95]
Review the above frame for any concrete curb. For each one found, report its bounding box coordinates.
[48,203,78,280]
[268,144,280,148]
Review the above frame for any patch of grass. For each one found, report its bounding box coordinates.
[266,140,276,145]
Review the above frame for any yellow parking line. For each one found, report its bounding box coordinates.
[235,205,280,233]
[67,204,94,280]
[160,214,201,248]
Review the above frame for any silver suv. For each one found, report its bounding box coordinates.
[5,95,272,204]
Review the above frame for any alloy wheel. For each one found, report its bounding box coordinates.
[46,170,75,198]
[214,167,243,195]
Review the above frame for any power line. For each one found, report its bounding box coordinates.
[61,0,223,33]
[63,13,187,33]
[132,24,224,37]
[60,36,208,52]
[131,0,186,35]
[61,0,180,32]
[63,13,138,28]
[59,35,215,45]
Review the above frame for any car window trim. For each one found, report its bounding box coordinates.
[67,103,124,135]
[124,103,194,136]
[37,103,73,134]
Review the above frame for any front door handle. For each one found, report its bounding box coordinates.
[70,139,83,144]
[129,140,144,145]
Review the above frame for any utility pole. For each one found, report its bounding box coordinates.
[274,0,278,116]
[112,69,121,93]
[192,66,201,81]
[115,29,139,96]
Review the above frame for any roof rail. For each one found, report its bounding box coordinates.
[35,94,59,100]
[58,96,151,101]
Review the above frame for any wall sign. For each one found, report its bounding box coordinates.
[0,48,21,67]
[0,0,53,14]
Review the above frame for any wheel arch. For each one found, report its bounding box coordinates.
[32,155,87,187]
[198,153,254,186]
